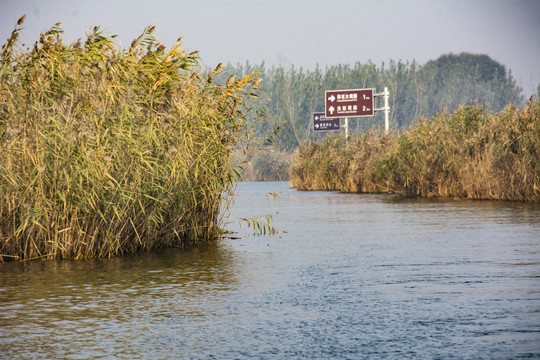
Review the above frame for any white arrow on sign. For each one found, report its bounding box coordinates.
[315,116,319,120]
[328,95,336,102]
[315,123,319,128]
[328,106,335,115]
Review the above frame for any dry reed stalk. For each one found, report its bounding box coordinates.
[291,101,540,202]
[0,17,264,261]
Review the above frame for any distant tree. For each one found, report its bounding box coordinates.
[221,53,524,152]
[420,53,523,115]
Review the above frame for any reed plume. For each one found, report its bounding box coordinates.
[0,17,263,261]
[291,101,540,202]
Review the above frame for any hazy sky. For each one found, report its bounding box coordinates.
[1,0,539,95]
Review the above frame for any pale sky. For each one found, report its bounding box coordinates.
[1,0,539,96]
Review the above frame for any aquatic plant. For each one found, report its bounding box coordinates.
[240,149,293,181]
[0,17,264,261]
[291,101,540,201]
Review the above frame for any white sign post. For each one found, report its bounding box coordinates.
[374,87,390,134]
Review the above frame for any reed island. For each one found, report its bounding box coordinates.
[0,17,263,261]
[291,101,540,201]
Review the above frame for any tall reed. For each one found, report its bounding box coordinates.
[0,17,263,261]
[240,150,293,181]
[291,101,540,201]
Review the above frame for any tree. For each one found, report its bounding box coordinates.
[420,53,523,115]
[221,53,525,153]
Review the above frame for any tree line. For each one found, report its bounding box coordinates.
[218,53,526,151]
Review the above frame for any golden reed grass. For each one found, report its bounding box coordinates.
[0,17,263,261]
[291,101,540,201]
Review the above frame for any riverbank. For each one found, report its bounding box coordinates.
[0,18,262,261]
[290,101,540,201]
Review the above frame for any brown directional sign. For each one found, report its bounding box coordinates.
[313,112,340,132]
[325,88,374,118]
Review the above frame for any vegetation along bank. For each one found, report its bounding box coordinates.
[219,52,528,180]
[0,17,264,261]
[290,101,540,202]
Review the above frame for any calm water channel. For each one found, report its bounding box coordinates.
[1,181,539,359]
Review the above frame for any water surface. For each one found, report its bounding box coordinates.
[1,181,539,359]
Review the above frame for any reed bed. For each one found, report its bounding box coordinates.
[0,17,263,261]
[240,150,293,181]
[290,101,540,201]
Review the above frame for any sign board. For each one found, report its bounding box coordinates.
[313,112,340,132]
[325,88,374,118]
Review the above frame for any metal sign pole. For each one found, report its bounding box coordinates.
[345,117,348,140]
[374,87,390,133]
[384,87,389,134]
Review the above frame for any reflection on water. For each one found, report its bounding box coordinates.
[1,181,539,359]
[0,245,241,359]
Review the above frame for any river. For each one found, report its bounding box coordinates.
[1,181,539,359]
